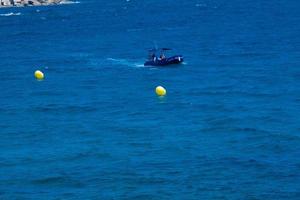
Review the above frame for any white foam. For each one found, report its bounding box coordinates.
[0,12,21,17]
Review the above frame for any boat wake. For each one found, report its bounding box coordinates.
[60,0,80,5]
[106,58,144,68]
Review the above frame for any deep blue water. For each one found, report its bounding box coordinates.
[1,0,300,199]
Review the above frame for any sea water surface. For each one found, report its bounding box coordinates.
[1,0,300,199]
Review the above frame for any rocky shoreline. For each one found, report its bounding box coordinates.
[0,0,69,7]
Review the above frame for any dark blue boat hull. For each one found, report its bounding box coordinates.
[144,55,183,66]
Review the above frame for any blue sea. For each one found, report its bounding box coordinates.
[1,0,300,199]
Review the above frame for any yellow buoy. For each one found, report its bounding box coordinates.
[34,70,44,80]
[155,86,167,96]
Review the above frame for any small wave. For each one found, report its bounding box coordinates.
[31,175,83,187]
[31,104,97,113]
[0,12,21,17]
[126,28,144,32]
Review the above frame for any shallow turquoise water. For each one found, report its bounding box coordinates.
[1,0,300,199]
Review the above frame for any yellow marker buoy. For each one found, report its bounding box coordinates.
[155,86,166,96]
[34,70,44,80]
